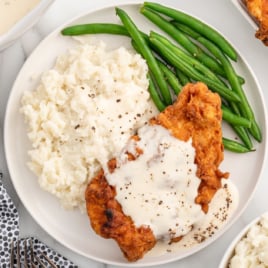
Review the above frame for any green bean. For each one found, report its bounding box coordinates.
[249,121,262,142]
[131,39,181,98]
[222,104,251,128]
[231,125,253,149]
[115,7,172,105]
[143,2,237,61]
[149,35,240,102]
[226,101,254,149]
[148,73,166,111]
[61,22,151,42]
[140,6,225,76]
[238,76,245,85]
[150,31,225,85]
[197,36,262,142]
[158,61,182,95]
[223,137,254,153]
[171,21,245,85]
[237,75,245,85]
[61,23,129,36]
[175,68,190,85]
[171,21,201,39]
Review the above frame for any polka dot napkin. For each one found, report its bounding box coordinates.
[0,177,77,267]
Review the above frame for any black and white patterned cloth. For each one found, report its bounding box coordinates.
[0,176,77,267]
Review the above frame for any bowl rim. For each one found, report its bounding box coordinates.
[0,0,55,51]
[219,212,268,268]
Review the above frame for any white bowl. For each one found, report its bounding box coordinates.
[219,212,268,268]
[0,0,55,51]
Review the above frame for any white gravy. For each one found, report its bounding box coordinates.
[105,124,205,241]
[147,179,239,256]
[105,124,239,254]
[0,0,40,35]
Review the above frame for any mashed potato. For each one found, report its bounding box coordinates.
[229,213,268,268]
[21,39,157,211]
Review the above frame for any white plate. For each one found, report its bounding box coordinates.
[219,212,268,268]
[4,2,268,267]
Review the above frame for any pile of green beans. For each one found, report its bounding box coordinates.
[61,2,261,153]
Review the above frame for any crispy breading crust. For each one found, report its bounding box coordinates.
[85,168,156,262]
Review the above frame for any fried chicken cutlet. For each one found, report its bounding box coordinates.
[85,82,228,261]
[245,0,268,45]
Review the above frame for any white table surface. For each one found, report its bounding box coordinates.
[1,0,268,267]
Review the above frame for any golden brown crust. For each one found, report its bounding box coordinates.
[85,168,156,261]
